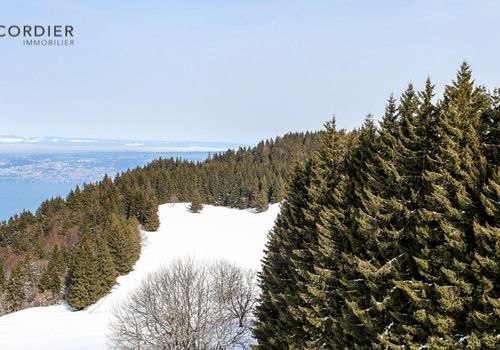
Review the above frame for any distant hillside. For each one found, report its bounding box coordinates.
[0,135,243,153]
[0,130,322,315]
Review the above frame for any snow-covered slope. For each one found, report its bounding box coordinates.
[0,203,280,350]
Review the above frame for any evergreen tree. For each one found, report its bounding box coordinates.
[480,88,500,168]
[39,245,65,295]
[390,63,488,348]
[356,96,411,349]
[95,235,117,296]
[6,258,29,310]
[254,160,315,349]
[469,166,500,349]
[380,81,441,348]
[142,195,160,231]
[140,182,160,231]
[335,115,383,348]
[127,217,142,265]
[106,214,136,275]
[468,87,500,348]
[190,187,204,213]
[301,118,352,348]
[254,179,269,212]
[254,64,498,349]
[67,235,100,310]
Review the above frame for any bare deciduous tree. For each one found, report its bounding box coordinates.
[108,258,258,350]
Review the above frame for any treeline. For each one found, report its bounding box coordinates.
[122,131,320,210]
[254,63,499,349]
[0,131,320,314]
[0,175,146,313]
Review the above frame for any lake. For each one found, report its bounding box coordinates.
[0,151,211,220]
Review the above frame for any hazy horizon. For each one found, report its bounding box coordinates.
[1,1,499,143]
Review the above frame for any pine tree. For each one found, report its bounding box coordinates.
[39,245,65,295]
[467,87,500,349]
[380,81,441,348]
[357,96,411,349]
[254,179,269,212]
[336,115,383,347]
[468,166,500,349]
[95,235,117,296]
[480,88,500,168]
[106,214,136,275]
[67,235,100,309]
[142,196,160,231]
[6,258,28,310]
[254,64,497,349]
[300,118,352,348]
[190,188,204,213]
[127,217,142,264]
[141,182,160,231]
[389,63,489,348]
[253,160,315,349]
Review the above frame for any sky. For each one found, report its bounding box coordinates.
[0,0,499,143]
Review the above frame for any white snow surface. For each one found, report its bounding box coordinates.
[0,203,280,350]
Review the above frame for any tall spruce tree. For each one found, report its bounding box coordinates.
[6,258,29,311]
[254,179,269,213]
[106,214,136,275]
[336,115,383,348]
[357,96,413,349]
[468,89,500,349]
[390,63,489,348]
[381,81,441,348]
[300,118,352,348]
[95,235,117,296]
[253,160,315,349]
[39,245,65,295]
[67,235,100,310]
[141,182,160,231]
[127,217,142,265]
[190,187,204,213]
[469,166,500,349]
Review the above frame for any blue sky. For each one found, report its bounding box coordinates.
[0,0,499,143]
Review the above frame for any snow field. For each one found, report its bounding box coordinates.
[0,203,280,350]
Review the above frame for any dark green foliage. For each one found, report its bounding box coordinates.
[142,196,160,231]
[254,179,269,212]
[6,257,31,311]
[253,160,316,349]
[480,88,500,167]
[301,119,353,348]
[255,64,499,349]
[95,235,117,295]
[190,188,204,213]
[67,235,100,310]
[39,245,66,295]
[67,230,118,310]
[469,166,499,349]
[391,63,490,349]
[125,132,321,209]
[106,214,140,275]
[0,131,319,314]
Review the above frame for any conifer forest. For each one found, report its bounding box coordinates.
[254,63,499,349]
[0,130,319,312]
[0,63,498,349]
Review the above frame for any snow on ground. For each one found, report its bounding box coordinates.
[0,203,280,350]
